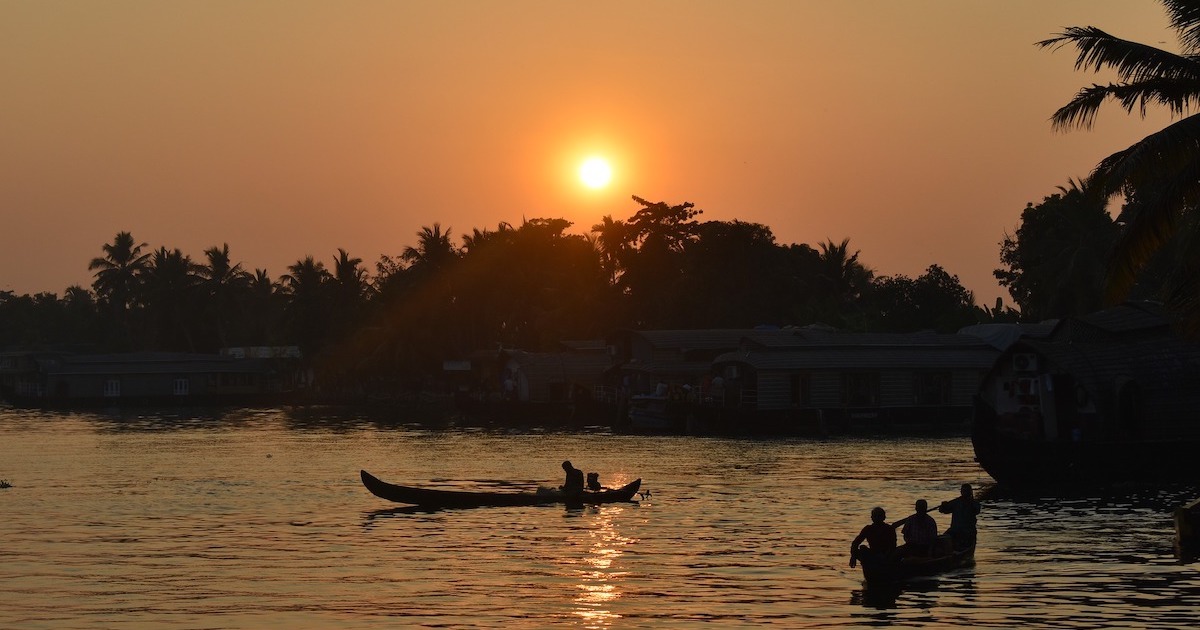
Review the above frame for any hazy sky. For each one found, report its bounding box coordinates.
[0,1,1182,307]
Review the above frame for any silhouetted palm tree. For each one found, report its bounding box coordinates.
[88,231,150,312]
[461,222,514,253]
[199,243,251,348]
[817,238,874,301]
[402,223,460,275]
[88,231,151,348]
[1039,0,1200,323]
[142,247,203,350]
[281,256,332,354]
[590,215,631,284]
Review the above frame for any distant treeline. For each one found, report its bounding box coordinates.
[3,192,1152,385]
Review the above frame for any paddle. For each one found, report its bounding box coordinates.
[891,495,972,528]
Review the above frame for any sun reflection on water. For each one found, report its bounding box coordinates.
[570,506,636,628]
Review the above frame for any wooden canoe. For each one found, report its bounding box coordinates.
[859,538,975,585]
[360,470,642,508]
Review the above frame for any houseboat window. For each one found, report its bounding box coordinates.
[914,371,952,405]
[841,373,879,406]
[104,379,120,397]
[173,378,189,396]
[790,373,811,407]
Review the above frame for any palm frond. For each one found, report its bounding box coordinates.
[1037,26,1200,83]
[1089,112,1200,195]
[1164,0,1200,52]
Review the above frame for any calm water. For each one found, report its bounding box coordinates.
[1,406,1197,629]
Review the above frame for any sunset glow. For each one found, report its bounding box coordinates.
[579,157,613,189]
[0,2,1182,304]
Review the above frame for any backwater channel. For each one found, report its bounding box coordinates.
[1,406,1197,628]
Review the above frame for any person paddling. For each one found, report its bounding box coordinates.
[938,483,981,549]
[850,507,897,567]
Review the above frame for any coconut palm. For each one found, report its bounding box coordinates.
[402,223,460,274]
[88,231,150,312]
[88,231,151,348]
[1038,0,1200,323]
[199,243,251,348]
[280,256,332,354]
[141,247,203,350]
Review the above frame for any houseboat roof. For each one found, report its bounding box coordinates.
[617,329,782,350]
[35,352,277,376]
[1048,301,1170,342]
[713,345,999,371]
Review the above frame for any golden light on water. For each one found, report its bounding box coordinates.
[571,507,635,628]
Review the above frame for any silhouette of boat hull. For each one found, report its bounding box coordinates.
[859,540,975,585]
[360,470,641,508]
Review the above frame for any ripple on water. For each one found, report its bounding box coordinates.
[0,410,1197,628]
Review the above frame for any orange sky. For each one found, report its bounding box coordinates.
[0,1,1181,309]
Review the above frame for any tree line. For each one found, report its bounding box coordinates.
[0,196,1006,387]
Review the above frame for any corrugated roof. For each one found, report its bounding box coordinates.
[41,352,276,375]
[714,346,998,371]
[558,339,608,352]
[626,329,766,349]
[618,359,714,377]
[1049,301,1170,341]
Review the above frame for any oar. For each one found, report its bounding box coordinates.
[890,495,969,528]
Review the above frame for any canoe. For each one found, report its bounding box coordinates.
[360,470,642,508]
[858,537,975,585]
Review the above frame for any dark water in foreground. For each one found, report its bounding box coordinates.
[1,407,1197,628]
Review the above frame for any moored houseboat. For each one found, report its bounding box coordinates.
[972,302,1200,489]
[0,349,300,408]
[708,329,1011,434]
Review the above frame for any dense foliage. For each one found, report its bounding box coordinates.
[1,196,997,388]
[1039,0,1200,331]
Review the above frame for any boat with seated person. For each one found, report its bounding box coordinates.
[360,470,642,508]
[857,535,975,585]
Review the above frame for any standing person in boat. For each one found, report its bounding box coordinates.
[849,506,896,567]
[899,499,938,556]
[560,460,585,495]
[939,483,981,550]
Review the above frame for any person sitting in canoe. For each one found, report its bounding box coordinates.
[899,499,938,556]
[849,506,896,567]
[560,460,585,495]
[586,472,603,492]
[938,483,980,550]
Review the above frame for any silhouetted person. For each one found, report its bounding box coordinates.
[586,472,603,492]
[560,460,584,494]
[900,499,938,556]
[850,506,896,567]
[939,483,981,549]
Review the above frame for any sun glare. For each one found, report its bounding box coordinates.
[579,157,613,189]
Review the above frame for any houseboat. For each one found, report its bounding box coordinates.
[710,330,1004,434]
[0,349,300,408]
[972,302,1200,489]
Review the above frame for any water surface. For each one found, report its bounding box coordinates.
[1,407,1196,628]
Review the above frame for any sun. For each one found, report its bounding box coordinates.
[579,157,613,189]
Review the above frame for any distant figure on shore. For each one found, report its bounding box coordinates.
[939,483,981,549]
[900,499,938,555]
[560,460,584,494]
[586,472,603,492]
[850,506,896,567]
